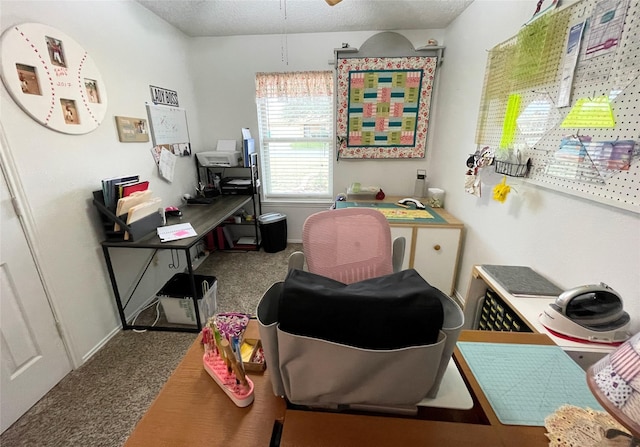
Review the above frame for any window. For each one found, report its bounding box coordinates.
[255,71,333,201]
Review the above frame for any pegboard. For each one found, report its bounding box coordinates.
[475,0,640,213]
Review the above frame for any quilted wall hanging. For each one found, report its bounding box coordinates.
[336,56,437,159]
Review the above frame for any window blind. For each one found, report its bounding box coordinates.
[255,71,333,200]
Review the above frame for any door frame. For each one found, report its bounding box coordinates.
[0,121,77,368]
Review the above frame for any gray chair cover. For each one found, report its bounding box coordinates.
[256,273,464,408]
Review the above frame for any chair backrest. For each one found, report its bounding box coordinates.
[302,208,393,284]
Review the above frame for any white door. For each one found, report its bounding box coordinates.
[0,167,71,433]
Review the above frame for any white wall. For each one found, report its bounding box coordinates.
[432,1,639,332]
[0,0,202,365]
[1,0,638,368]
[187,29,445,237]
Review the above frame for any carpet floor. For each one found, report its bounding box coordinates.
[0,243,302,447]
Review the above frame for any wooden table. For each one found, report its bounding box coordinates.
[125,328,555,447]
[279,331,554,447]
[124,322,286,447]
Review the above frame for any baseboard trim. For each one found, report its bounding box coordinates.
[81,325,120,365]
[453,289,464,308]
[80,293,169,365]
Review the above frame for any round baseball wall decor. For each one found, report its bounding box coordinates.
[0,23,107,134]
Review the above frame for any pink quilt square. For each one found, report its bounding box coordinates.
[378,88,391,103]
[376,118,389,131]
[362,103,374,117]
[400,131,414,144]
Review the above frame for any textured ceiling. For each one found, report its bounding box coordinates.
[135,0,474,37]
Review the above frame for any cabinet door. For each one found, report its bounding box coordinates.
[413,227,461,296]
[389,226,412,271]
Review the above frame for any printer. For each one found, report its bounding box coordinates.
[196,151,242,167]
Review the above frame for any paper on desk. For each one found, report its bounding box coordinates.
[226,179,251,185]
[216,140,237,152]
[157,223,197,242]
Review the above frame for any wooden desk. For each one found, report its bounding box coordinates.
[124,322,286,447]
[280,411,502,446]
[125,328,556,446]
[279,331,554,447]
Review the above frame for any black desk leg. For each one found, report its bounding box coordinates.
[102,245,128,329]
[184,248,202,331]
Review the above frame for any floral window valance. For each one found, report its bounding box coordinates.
[256,71,333,99]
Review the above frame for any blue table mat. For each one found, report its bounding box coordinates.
[457,342,603,426]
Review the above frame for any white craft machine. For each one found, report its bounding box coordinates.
[196,151,242,167]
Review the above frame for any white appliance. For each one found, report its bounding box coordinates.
[539,283,632,344]
[196,151,241,167]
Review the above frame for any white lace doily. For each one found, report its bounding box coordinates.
[545,405,633,447]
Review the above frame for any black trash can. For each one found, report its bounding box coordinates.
[259,212,287,253]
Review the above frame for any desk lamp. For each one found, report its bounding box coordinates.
[587,332,640,445]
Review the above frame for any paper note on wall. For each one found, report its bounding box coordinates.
[217,140,237,152]
[159,148,176,182]
[557,21,586,108]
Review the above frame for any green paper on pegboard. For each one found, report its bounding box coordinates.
[500,94,521,148]
[561,96,616,128]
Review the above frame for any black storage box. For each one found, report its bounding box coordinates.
[157,273,217,325]
[258,212,287,253]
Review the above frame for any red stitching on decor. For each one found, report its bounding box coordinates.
[78,52,98,123]
[15,25,56,124]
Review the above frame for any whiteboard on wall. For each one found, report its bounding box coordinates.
[145,103,190,146]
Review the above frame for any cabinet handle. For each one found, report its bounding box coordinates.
[433,244,441,251]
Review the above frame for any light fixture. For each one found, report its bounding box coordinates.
[325,0,343,5]
[587,332,640,443]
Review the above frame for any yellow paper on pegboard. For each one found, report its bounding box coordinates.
[500,94,521,148]
[561,96,615,128]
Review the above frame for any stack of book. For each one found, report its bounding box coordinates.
[101,175,149,211]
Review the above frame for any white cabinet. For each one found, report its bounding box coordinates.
[385,203,463,296]
[412,227,462,296]
[350,197,464,296]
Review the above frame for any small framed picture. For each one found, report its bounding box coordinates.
[16,63,41,95]
[60,99,79,124]
[45,36,66,67]
[115,116,150,143]
[84,78,100,103]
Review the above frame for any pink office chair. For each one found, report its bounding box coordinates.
[288,207,405,283]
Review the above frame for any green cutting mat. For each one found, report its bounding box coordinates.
[457,342,603,426]
[335,201,446,224]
